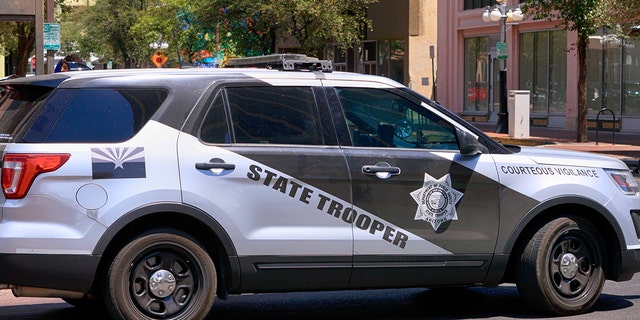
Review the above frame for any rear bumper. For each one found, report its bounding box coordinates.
[0,253,100,293]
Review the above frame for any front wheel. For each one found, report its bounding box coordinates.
[516,215,605,316]
[103,230,217,320]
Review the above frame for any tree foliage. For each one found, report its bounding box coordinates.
[0,0,374,73]
[522,0,640,142]
[72,0,375,68]
[84,0,152,68]
[209,0,376,58]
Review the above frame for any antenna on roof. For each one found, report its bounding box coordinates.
[226,54,332,72]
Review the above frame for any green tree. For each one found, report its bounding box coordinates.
[84,0,152,68]
[523,0,640,142]
[212,0,376,58]
[60,0,376,69]
[59,5,102,63]
[132,0,219,67]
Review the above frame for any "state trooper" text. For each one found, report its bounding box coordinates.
[247,164,408,249]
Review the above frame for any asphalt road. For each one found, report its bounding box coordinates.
[2,273,640,320]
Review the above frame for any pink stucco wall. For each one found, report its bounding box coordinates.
[437,0,579,129]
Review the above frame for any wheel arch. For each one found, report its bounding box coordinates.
[499,196,625,283]
[92,202,240,298]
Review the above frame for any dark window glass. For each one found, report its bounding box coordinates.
[0,85,53,142]
[336,88,458,150]
[43,89,167,143]
[226,87,323,145]
[464,0,493,10]
[200,93,230,143]
[465,0,524,10]
[464,37,490,113]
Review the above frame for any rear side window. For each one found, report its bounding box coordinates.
[206,86,323,145]
[24,88,168,143]
[0,85,53,142]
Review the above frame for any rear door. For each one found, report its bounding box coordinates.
[323,84,501,288]
[178,81,353,292]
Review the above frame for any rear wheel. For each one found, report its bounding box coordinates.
[516,215,605,316]
[103,230,217,320]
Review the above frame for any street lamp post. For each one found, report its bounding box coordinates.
[482,0,523,133]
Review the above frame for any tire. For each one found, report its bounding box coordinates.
[516,215,605,316]
[102,230,217,320]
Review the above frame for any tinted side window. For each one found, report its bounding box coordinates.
[0,85,54,142]
[225,87,323,145]
[38,89,167,143]
[336,88,459,150]
[200,93,230,144]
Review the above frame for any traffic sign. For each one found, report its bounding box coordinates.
[497,42,508,60]
[44,23,60,50]
[151,50,168,68]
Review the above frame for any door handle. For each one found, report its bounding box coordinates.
[196,162,235,170]
[362,162,401,179]
[196,158,235,171]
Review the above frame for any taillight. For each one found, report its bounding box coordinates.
[1,154,70,199]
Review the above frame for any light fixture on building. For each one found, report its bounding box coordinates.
[481,0,524,133]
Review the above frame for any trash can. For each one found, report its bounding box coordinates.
[507,90,530,138]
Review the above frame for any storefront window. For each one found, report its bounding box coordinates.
[464,37,490,113]
[378,40,405,84]
[587,28,620,116]
[623,37,640,116]
[465,0,524,10]
[587,28,640,117]
[327,44,348,72]
[464,0,494,10]
[327,40,404,85]
[519,30,567,115]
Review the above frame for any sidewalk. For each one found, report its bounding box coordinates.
[472,122,640,174]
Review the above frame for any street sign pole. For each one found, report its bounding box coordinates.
[35,0,44,75]
[46,0,55,74]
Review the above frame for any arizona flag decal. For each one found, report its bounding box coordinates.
[91,147,146,179]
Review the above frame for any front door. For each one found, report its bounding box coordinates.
[327,86,501,288]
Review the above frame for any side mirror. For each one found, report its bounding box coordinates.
[456,127,488,156]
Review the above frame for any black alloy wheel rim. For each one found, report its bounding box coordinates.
[129,246,200,318]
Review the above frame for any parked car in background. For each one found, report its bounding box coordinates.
[67,61,93,71]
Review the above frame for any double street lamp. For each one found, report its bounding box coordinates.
[481,0,524,133]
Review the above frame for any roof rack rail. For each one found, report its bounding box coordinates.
[226,54,332,72]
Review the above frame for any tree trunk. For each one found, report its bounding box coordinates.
[15,22,35,77]
[576,35,589,142]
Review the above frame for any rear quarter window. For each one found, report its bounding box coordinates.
[24,88,168,143]
[0,85,53,142]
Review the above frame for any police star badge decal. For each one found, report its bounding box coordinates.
[410,173,464,231]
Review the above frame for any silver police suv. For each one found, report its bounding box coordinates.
[0,55,639,319]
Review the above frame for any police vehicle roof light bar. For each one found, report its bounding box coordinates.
[226,54,332,72]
